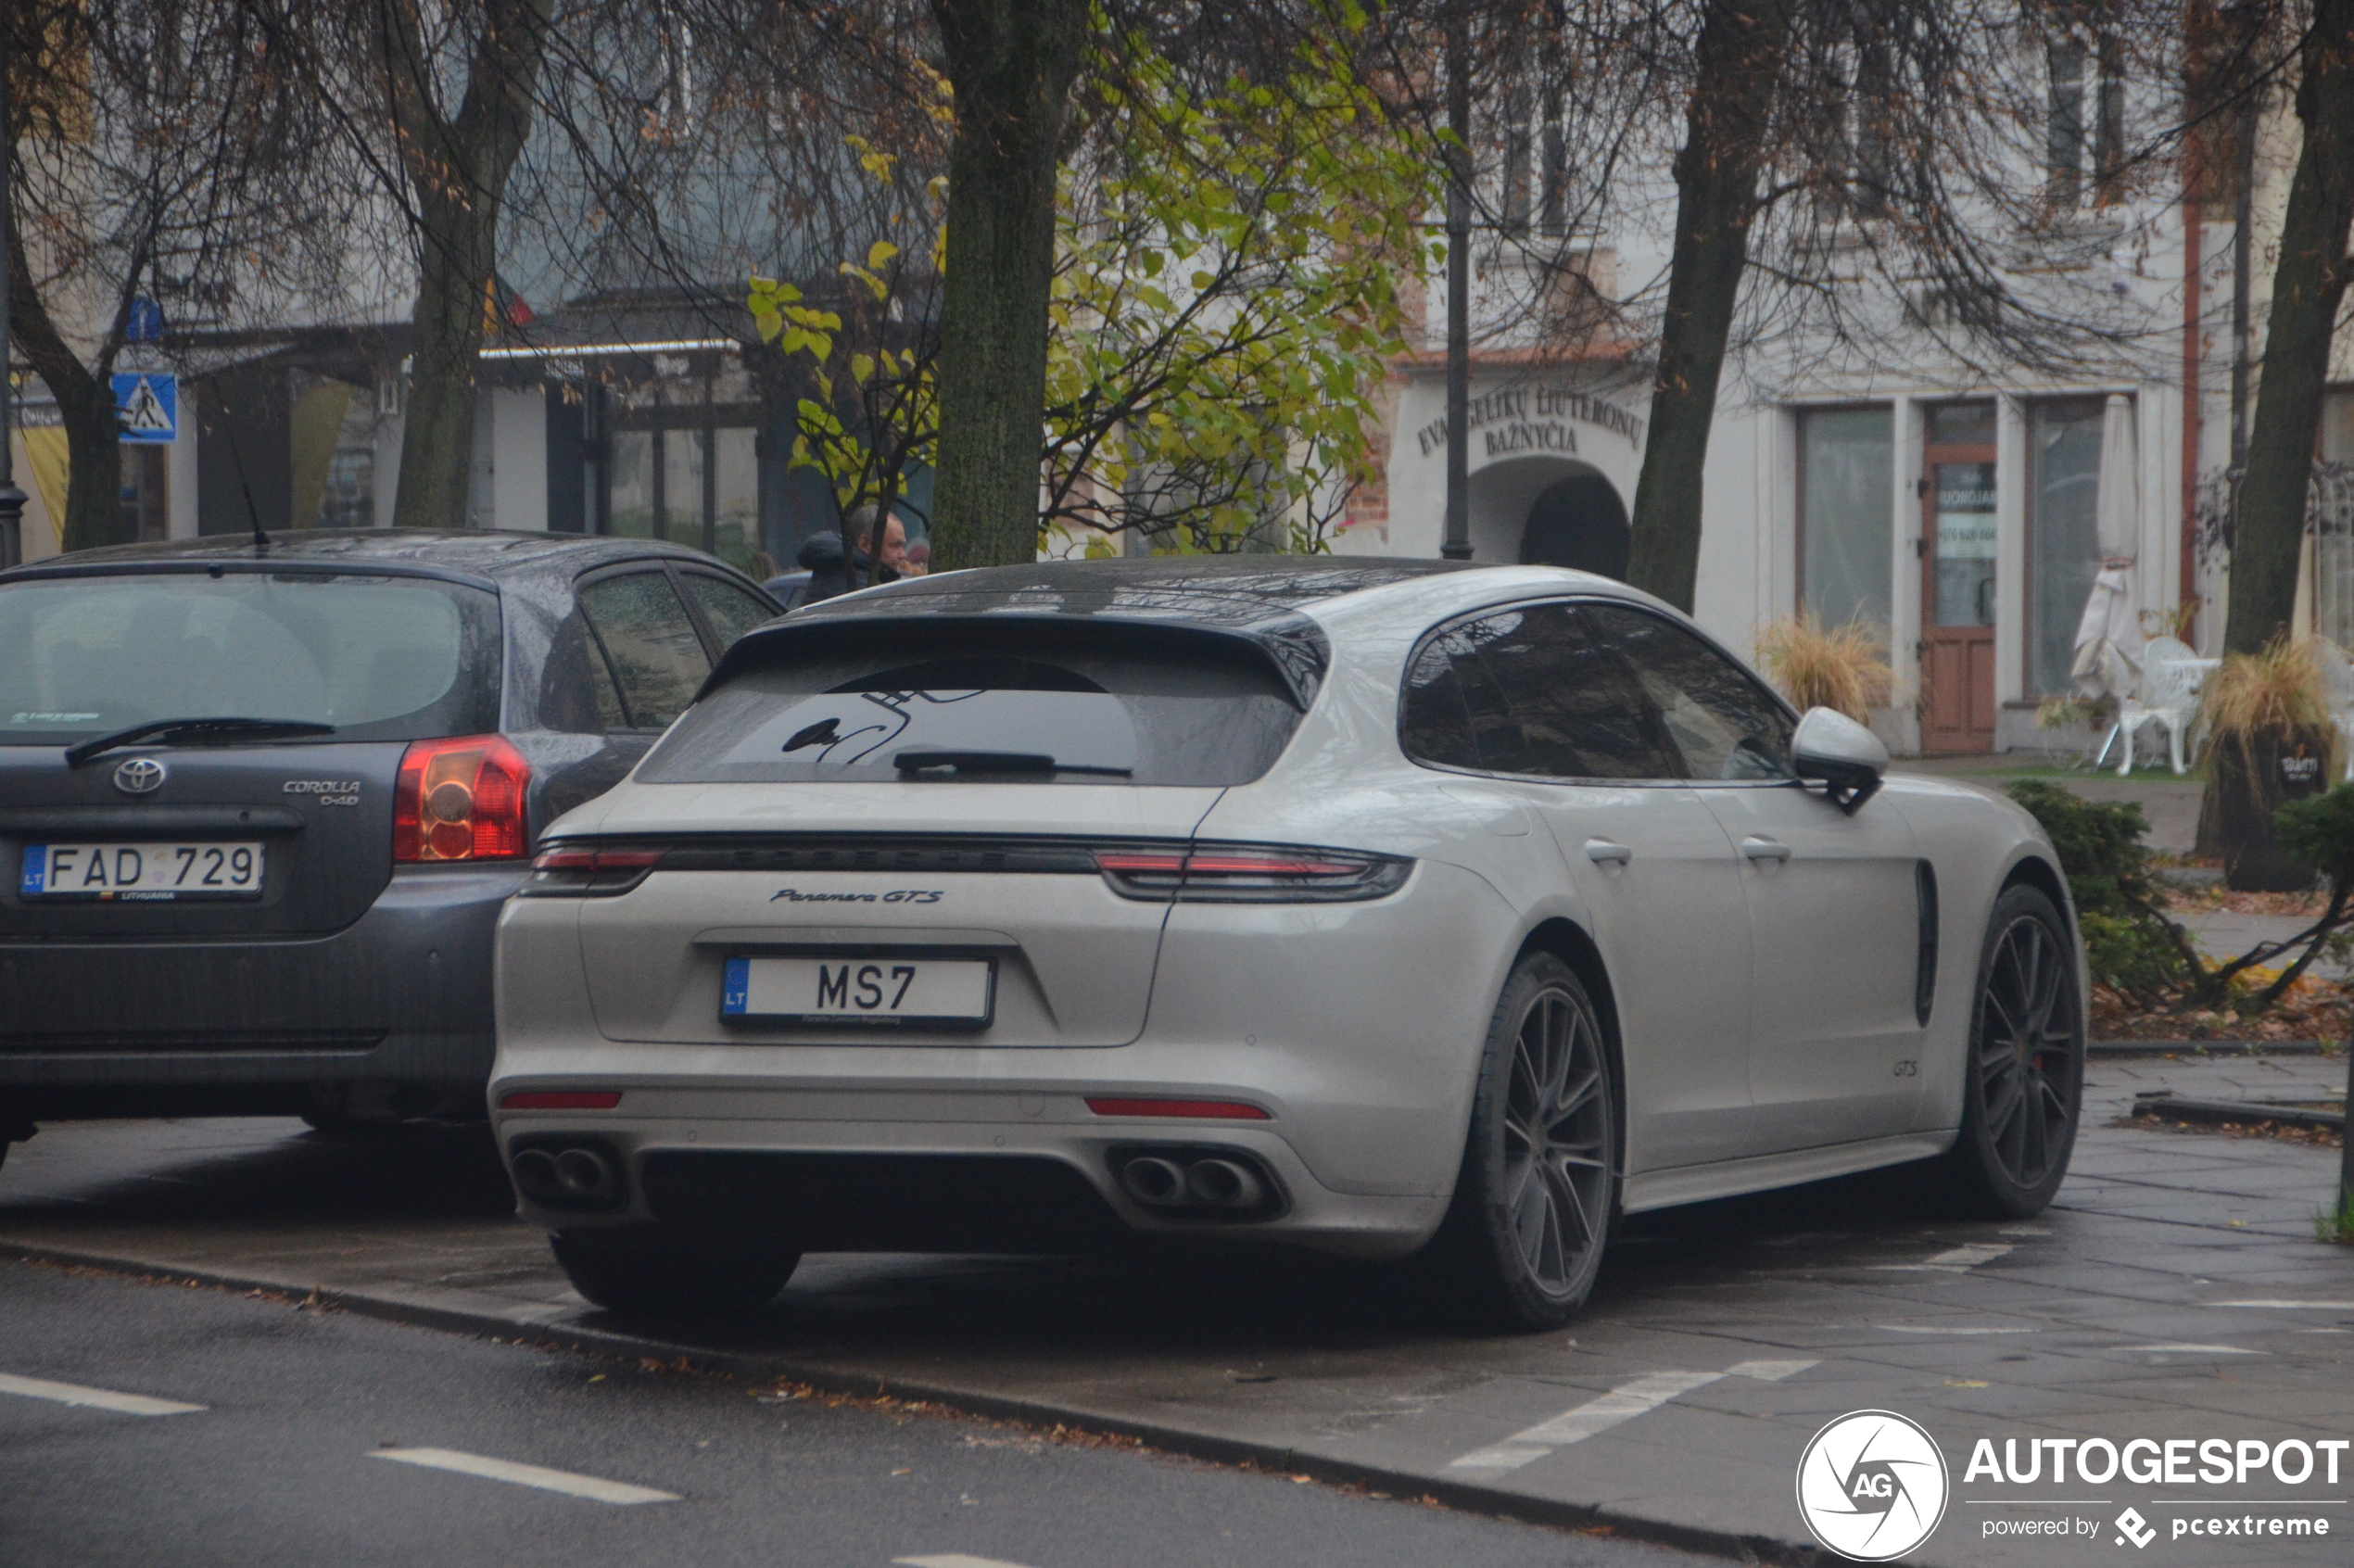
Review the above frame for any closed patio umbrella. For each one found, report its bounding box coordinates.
[2071,395,2145,702]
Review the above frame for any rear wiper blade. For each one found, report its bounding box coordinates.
[892,749,1133,778]
[65,717,337,769]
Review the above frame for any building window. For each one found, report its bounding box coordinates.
[598,354,764,575]
[2047,32,2125,208]
[2324,388,2354,465]
[1798,407,1892,632]
[2027,398,2108,697]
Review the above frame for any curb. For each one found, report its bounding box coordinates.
[2131,1092,2345,1133]
[0,1236,1831,1567]
[2090,1039,2337,1056]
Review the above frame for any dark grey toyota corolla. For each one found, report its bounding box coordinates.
[0,529,778,1161]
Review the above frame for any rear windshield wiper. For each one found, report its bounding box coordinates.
[892,749,1133,778]
[64,717,338,768]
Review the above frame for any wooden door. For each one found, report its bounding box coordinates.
[1919,414,1997,752]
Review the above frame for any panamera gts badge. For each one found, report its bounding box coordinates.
[112,757,166,795]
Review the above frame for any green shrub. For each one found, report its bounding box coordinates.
[2006,779,2189,998]
[2272,783,2354,883]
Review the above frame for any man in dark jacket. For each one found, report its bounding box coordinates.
[794,507,905,603]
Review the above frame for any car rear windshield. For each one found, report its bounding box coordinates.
[640,631,1304,786]
[0,569,502,746]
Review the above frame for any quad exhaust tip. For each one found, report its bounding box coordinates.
[1116,1150,1273,1215]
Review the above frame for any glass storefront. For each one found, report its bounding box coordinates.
[1797,407,1892,632]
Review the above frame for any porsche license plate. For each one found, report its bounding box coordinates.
[21,841,265,901]
[721,955,995,1028]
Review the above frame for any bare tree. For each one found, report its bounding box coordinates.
[6,0,348,550]
[926,0,1089,569]
[2223,0,2354,655]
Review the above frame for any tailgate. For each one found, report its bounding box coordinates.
[575,782,1221,1047]
[0,741,407,939]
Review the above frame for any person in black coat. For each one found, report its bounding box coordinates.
[793,507,905,602]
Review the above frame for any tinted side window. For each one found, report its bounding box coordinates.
[577,571,711,730]
[1399,630,1481,770]
[539,613,629,734]
[679,572,776,651]
[1584,603,1795,780]
[1484,604,1678,779]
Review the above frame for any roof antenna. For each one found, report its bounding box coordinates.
[216,396,269,554]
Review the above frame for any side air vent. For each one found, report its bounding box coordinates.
[1915,860,1940,1026]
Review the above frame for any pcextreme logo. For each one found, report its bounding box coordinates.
[1796,1410,1952,1562]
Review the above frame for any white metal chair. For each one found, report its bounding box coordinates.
[2110,635,2208,776]
[2312,639,2354,781]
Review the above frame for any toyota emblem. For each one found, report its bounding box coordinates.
[112,757,167,795]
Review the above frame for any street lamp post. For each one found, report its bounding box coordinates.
[0,21,23,570]
[1440,0,1472,562]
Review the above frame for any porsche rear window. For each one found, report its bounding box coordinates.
[639,643,1302,786]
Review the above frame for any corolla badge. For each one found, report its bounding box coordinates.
[111,757,167,795]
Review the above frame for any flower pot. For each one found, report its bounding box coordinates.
[2203,727,2333,891]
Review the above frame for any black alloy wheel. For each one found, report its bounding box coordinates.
[1940,884,2083,1217]
[1431,952,1618,1330]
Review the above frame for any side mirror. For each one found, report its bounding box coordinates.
[1792,707,1889,815]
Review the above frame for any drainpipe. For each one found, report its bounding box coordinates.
[2181,196,2201,644]
[1441,0,1473,562]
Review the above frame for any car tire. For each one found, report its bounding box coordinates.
[1933,884,2084,1219]
[1427,953,1619,1331]
[550,1227,801,1321]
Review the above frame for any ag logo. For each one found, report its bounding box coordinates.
[1795,1410,1949,1561]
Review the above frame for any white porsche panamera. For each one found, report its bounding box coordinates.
[489,558,2085,1329]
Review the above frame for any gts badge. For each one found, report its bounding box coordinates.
[770,888,943,904]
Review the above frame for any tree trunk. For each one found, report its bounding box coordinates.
[926,0,1086,571]
[1624,0,1790,613]
[2220,0,2354,656]
[6,244,122,553]
[379,0,551,533]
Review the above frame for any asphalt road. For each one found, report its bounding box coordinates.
[0,1258,1713,1568]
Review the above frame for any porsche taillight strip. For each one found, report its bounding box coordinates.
[516,834,1410,904]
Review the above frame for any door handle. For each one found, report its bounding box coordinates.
[1740,836,1791,863]
[1584,839,1632,866]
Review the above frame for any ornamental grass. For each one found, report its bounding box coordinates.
[2202,635,2332,766]
[1753,613,1893,723]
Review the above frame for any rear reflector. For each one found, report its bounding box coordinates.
[394,736,531,862]
[500,1091,624,1111]
[1085,1097,1272,1120]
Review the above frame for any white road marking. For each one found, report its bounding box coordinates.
[1875,1324,2036,1334]
[1873,1243,2014,1273]
[1448,1359,1818,1473]
[371,1448,677,1505]
[2211,1299,2354,1309]
[895,1557,1046,1568]
[1725,1359,1818,1381]
[2127,1344,2262,1355]
[0,1372,205,1416]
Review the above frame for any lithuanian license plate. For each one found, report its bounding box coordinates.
[20,841,265,901]
[721,955,995,1028]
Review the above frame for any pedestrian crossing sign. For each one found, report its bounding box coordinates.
[112,373,177,443]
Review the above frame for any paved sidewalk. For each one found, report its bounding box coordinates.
[4,1053,2351,1567]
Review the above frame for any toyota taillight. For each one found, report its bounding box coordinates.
[1093,843,1410,903]
[393,736,531,862]
[517,841,664,897]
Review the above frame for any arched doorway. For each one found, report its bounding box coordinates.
[1520,474,1629,579]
